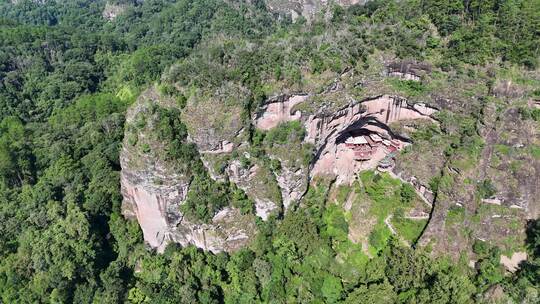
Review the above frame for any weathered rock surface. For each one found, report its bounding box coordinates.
[121,77,536,264]
[275,166,307,210]
[102,2,127,21]
[254,94,307,130]
[305,95,437,183]
[227,159,281,220]
[417,100,538,260]
[500,251,528,273]
[182,91,245,152]
[386,61,431,82]
[266,0,366,21]
[121,88,256,253]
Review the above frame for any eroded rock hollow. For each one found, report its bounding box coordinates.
[121,89,438,252]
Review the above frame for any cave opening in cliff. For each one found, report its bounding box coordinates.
[335,119,406,166]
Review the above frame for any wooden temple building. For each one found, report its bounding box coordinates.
[345,133,401,161]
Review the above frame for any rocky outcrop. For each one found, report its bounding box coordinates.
[305,95,437,183]
[252,94,438,187]
[102,2,127,21]
[227,159,280,220]
[121,173,254,253]
[500,251,528,272]
[305,96,436,144]
[181,85,246,152]
[266,0,366,21]
[386,61,431,81]
[122,87,441,253]
[416,101,538,260]
[275,165,307,210]
[121,88,256,253]
[121,168,189,251]
[254,94,307,130]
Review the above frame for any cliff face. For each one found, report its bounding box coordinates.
[121,80,537,264]
[304,95,437,184]
[121,172,254,253]
[265,0,366,20]
[121,87,437,252]
[226,160,281,220]
[254,94,307,130]
[120,88,256,253]
[417,101,539,261]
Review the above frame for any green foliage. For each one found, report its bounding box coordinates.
[392,217,428,244]
[263,121,306,146]
[446,205,465,226]
[411,123,442,142]
[503,219,540,302]
[277,210,322,256]
[345,282,397,303]
[477,179,497,199]
[323,204,349,241]
[400,183,416,204]
[429,176,441,193]
[0,116,33,186]
[530,145,540,159]
[385,239,430,292]
[473,239,490,256]
[0,0,537,301]
[519,107,540,122]
[230,185,255,215]
[0,92,130,302]
[388,79,428,97]
[369,225,392,250]
[321,274,343,303]
[181,175,230,223]
[475,247,505,290]
[428,266,476,304]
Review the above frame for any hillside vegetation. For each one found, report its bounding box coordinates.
[0,0,539,303]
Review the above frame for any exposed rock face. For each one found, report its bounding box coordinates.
[102,2,127,21]
[121,169,189,251]
[122,86,441,254]
[417,101,538,260]
[227,160,280,220]
[121,88,256,253]
[386,61,431,81]
[122,171,255,253]
[180,83,250,155]
[199,140,234,154]
[254,94,307,130]
[275,166,307,210]
[172,207,255,253]
[480,107,540,219]
[305,95,437,183]
[266,0,366,21]
[305,96,436,144]
[500,251,528,272]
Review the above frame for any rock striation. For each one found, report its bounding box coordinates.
[121,88,438,253]
[120,88,256,253]
[304,95,437,183]
[102,2,127,21]
[266,0,366,21]
[254,94,307,130]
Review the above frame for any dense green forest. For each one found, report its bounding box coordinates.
[0,0,539,303]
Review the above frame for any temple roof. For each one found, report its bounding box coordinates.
[345,136,368,145]
[370,133,383,142]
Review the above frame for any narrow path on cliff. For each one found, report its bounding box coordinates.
[384,215,410,247]
[403,215,430,220]
[387,171,432,208]
[384,215,397,235]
